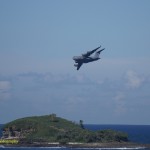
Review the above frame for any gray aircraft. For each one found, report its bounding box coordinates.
[73,46,105,70]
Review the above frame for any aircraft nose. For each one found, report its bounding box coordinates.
[73,56,76,60]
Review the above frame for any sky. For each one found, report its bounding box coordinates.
[0,0,150,125]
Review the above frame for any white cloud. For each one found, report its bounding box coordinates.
[114,92,125,101]
[0,81,11,101]
[65,96,86,112]
[0,81,11,90]
[125,70,144,89]
[1,71,150,124]
[76,74,84,83]
[114,92,126,115]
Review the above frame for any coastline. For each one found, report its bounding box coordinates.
[1,142,150,149]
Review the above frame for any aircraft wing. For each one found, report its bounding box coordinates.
[77,63,83,70]
[82,46,101,57]
[97,48,105,54]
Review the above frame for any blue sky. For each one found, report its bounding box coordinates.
[0,0,150,124]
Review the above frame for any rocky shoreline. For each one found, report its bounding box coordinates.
[1,142,150,149]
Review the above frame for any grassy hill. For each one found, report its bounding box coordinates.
[2,114,128,144]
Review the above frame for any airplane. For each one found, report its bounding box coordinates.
[73,46,105,70]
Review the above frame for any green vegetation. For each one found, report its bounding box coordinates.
[2,114,128,144]
[0,139,19,144]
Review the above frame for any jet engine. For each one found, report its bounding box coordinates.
[74,64,78,67]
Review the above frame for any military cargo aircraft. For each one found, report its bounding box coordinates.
[73,46,105,70]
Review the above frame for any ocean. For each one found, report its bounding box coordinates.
[84,124,150,144]
[0,124,150,150]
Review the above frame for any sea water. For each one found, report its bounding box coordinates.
[84,125,150,144]
[1,124,150,150]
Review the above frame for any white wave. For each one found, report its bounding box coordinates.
[99,147,146,150]
[0,145,5,148]
[0,147,63,149]
[74,147,146,150]
[0,147,146,150]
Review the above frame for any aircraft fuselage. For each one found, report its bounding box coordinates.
[73,56,100,64]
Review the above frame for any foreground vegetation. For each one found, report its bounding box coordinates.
[2,114,128,144]
[0,139,19,144]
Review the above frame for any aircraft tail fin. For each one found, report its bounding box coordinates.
[94,48,105,58]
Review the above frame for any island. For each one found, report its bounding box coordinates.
[0,114,149,148]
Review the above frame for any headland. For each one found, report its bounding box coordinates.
[1,114,149,149]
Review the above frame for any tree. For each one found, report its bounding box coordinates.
[79,120,84,129]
